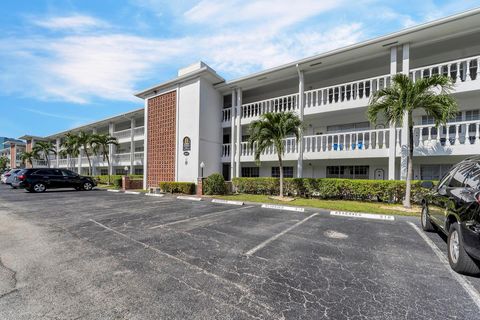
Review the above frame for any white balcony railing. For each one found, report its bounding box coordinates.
[413,120,480,149]
[241,93,299,121]
[305,74,391,110]
[59,159,68,166]
[134,126,144,137]
[221,144,231,158]
[113,128,132,140]
[410,55,479,85]
[222,108,232,123]
[113,153,131,163]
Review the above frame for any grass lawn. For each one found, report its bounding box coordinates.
[214,194,421,216]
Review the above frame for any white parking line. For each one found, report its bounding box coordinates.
[124,191,141,195]
[149,206,254,229]
[177,196,202,201]
[211,199,244,206]
[407,222,480,311]
[245,212,319,256]
[330,211,394,221]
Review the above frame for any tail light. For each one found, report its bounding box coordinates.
[5,173,10,177]
[476,192,480,204]
[17,174,25,181]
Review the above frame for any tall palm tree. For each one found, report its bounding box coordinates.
[33,141,56,167]
[368,73,458,208]
[91,133,119,184]
[248,112,302,198]
[21,151,39,168]
[61,133,80,171]
[76,131,94,175]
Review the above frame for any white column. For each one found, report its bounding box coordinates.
[108,122,114,176]
[130,118,136,175]
[77,149,82,174]
[230,90,236,180]
[400,43,410,180]
[91,128,97,176]
[388,47,397,180]
[143,99,149,189]
[297,67,305,178]
[235,88,242,178]
[55,138,60,168]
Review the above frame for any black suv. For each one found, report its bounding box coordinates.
[12,168,96,193]
[422,157,480,275]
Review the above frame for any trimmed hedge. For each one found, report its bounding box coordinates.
[203,173,226,195]
[232,177,435,204]
[94,175,143,185]
[159,181,195,194]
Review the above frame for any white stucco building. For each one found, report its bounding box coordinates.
[13,8,480,189]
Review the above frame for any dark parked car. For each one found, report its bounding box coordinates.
[12,168,96,193]
[421,157,480,275]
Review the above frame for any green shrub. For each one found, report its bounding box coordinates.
[94,175,143,185]
[113,177,123,188]
[203,173,226,195]
[232,177,435,204]
[159,181,195,194]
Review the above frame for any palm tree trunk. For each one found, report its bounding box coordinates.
[278,156,284,198]
[106,152,111,185]
[404,123,414,208]
[45,152,49,168]
[85,148,92,176]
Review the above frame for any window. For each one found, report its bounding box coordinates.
[271,167,293,178]
[33,169,52,175]
[115,168,126,175]
[448,163,471,188]
[242,167,259,177]
[326,166,369,179]
[420,165,452,181]
[466,110,480,121]
[464,163,480,189]
[134,168,143,175]
[100,168,108,175]
[327,122,370,133]
[62,170,77,177]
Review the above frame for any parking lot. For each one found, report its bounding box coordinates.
[1,184,480,319]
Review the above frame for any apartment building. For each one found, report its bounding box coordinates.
[14,9,480,189]
[0,138,25,169]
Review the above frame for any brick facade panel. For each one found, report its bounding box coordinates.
[147,91,176,187]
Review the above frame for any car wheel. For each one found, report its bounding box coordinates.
[82,182,93,191]
[10,186,17,189]
[421,204,435,232]
[32,182,46,193]
[448,223,480,275]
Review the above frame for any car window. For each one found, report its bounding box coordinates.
[50,169,63,176]
[33,169,51,175]
[448,163,472,188]
[62,170,78,177]
[464,163,480,189]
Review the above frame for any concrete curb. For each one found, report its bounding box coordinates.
[330,210,395,221]
[145,193,164,197]
[211,199,244,206]
[107,189,121,193]
[261,204,305,212]
[177,196,202,201]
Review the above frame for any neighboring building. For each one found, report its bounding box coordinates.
[15,8,480,189]
[0,139,26,169]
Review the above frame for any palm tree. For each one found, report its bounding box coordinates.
[61,133,80,171]
[0,156,9,170]
[77,131,94,175]
[21,151,39,168]
[248,112,302,198]
[33,141,56,167]
[368,73,458,208]
[91,133,119,184]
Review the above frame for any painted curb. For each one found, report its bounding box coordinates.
[177,196,202,201]
[124,191,141,195]
[261,204,305,212]
[211,199,244,206]
[145,193,164,197]
[107,189,120,193]
[330,211,395,221]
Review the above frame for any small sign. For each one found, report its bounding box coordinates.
[183,152,190,156]
[183,136,191,151]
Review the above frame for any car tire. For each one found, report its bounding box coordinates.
[448,223,480,276]
[421,204,435,232]
[82,182,93,191]
[32,182,47,193]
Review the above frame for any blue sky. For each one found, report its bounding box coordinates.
[1,0,480,138]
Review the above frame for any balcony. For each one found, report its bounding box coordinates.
[222,108,232,127]
[221,55,480,125]
[113,126,145,142]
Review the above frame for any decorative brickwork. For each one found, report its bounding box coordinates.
[10,144,16,169]
[147,91,177,187]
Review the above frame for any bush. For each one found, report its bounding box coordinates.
[232,177,435,204]
[94,175,143,185]
[203,173,226,195]
[159,181,195,194]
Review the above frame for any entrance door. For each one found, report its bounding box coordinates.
[222,164,230,181]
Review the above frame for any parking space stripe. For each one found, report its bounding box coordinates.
[245,212,319,256]
[149,206,254,229]
[407,222,480,311]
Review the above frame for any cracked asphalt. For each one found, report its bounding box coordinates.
[1,184,480,319]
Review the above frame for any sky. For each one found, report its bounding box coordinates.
[1,0,480,138]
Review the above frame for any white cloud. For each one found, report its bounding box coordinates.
[33,14,107,31]
[21,107,91,122]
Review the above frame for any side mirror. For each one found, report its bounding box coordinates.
[421,181,434,189]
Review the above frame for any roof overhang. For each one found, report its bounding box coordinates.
[215,7,480,92]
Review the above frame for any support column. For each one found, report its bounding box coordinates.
[130,118,136,175]
[388,47,397,180]
[230,90,236,180]
[91,128,97,175]
[235,88,242,178]
[77,149,82,174]
[296,66,305,178]
[143,99,149,190]
[56,138,60,168]
[108,122,114,176]
[400,43,410,180]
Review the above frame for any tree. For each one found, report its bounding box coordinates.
[21,151,39,168]
[368,73,458,208]
[248,112,302,198]
[33,141,56,167]
[91,133,119,184]
[0,156,9,170]
[76,131,94,175]
[61,133,80,171]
